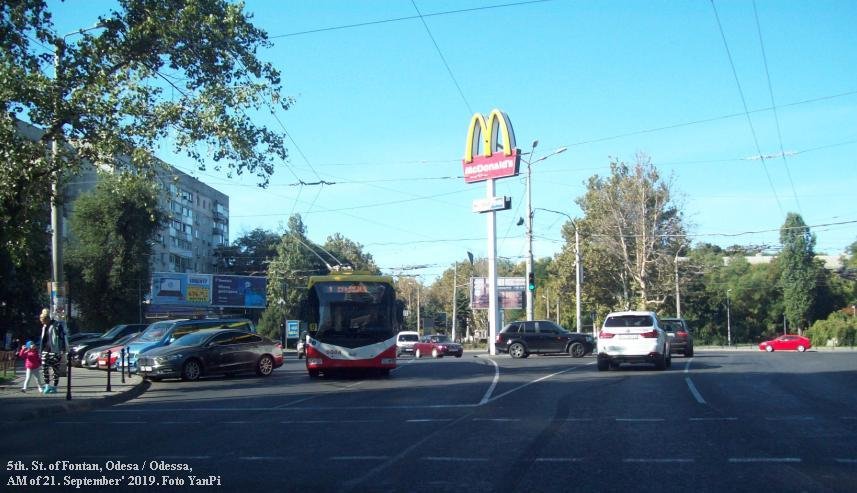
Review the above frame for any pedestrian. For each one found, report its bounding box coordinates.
[18,340,44,393]
[39,308,66,391]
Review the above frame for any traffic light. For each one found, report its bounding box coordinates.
[528,272,536,291]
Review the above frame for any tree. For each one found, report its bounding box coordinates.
[2,0,292,336]
[322,233,379,273]
[65,172,166,328]
[213,228,279,275]
[575,154,686,310]
[779,213,818,332]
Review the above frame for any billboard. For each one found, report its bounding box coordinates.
[149,273,267,310]
[461,109,521,183]
[470,277,526,310]
[212,275,267,308]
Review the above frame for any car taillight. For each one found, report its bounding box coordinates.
[495,334,503,342]
[676,331,688,338]
[598,331,615,339]
[640,330,658,338]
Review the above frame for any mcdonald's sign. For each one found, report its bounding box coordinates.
[461,109,521,183]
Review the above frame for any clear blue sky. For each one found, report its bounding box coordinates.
[49,1,857,281]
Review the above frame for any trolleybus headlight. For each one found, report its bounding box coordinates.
[307,358,323,366]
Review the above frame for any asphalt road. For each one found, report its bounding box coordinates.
[2,350,856,492]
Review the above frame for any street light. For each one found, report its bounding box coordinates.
[726,289,732,347]
[525,143,567,321]
[533,208,582,334]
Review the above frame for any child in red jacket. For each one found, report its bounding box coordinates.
[18,341,45,393]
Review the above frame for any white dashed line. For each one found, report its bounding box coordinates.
[685,377,706,404]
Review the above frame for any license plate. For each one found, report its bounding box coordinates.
[617,334,637,339]
[140,366,153,372]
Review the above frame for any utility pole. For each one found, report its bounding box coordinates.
[50,38,65,320]
[726,289,732,346]
[525,140,537,322]
[451,262,458,342]
[674,254,681,318]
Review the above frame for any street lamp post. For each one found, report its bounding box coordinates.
[534,208,581,333]
[726,289,732,346]
[525,144,567,321]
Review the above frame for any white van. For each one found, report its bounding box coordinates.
[396,331,420,356]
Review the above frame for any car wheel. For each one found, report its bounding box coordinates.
[597,358,610,371]
[298,353,304,360]
[665,352,672,368]
[568,342,585,358]
[509,343,526,359]
[455,353,462,358]
[432,348,441,358]
[685,347,694,358]
[655,353,667,370]
[379,368,391,377]
[308,369,320,378]
[765,345,774,352]
[181,359,202,381]
[797,345,806,352]
[415,349,422,358]
[256,355,274,376]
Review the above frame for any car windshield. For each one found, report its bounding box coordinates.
[169,331,212,347]
[137,322,173,342]
[399,334,419,342]
[432,335,451,343]
[604,315,654,327]
[100,325,126,339]
[661,320,684,331]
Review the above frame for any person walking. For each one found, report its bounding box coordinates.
[39,308,66,391]
[18,340,45,393]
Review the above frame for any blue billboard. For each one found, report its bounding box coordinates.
[149,273,267,309]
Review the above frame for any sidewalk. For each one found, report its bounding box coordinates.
[0,361,148,423]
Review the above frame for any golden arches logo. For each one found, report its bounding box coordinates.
[462,109,521,183]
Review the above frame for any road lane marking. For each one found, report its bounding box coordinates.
[729,458,801,463]
[423,457,489,462]
[482,363,589,405]
[765,416,815,421]
[624,458,694,463]
[332,456,390,461]
[683,359,693,373]
[834,458,857,464]
[479,357,500,405]
[685,377,706,404]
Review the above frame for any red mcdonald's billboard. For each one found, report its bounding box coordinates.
[461,109,521,183]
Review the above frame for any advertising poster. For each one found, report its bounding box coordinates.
[186,274,212,305]
[212,275,267,308]
[470,277,526,310]
[151,273,188,304]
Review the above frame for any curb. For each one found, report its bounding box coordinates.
[9,378,151,423]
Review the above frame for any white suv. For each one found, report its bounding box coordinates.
[597,311,671,371]
[396,331,420,356]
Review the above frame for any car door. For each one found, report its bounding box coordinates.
[204,331,238,372]
[230,333,264,371]
[778,335,798,350]
[540,321,569,353]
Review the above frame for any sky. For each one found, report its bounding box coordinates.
[47,0,857,282]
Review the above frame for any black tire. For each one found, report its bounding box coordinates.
[685,347,694,358]
[509,342,527,359]
[568,342,585,358]
[379,368,391,377]
[308,369,320,378]
[597,358,610,371]
[256,355,275,377]
[455,353,462,358]
[181,359,202,381]
[666,352,672,368]
[655,353,667,370]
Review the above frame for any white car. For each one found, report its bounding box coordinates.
[597,311,671,371]
[396,331,420,356]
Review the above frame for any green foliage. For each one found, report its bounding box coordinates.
[779,213,817,330]
[65,172,166,328]
[213,228,279,274]
[806,311,857,347]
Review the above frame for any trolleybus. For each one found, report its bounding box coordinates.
[301,272,402,377]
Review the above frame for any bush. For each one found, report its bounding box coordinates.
[806,312,857,347]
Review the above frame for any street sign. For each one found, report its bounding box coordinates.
[472,196,511,213]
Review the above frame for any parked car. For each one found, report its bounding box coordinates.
[67,332,102,344]
[136,328,283,381]
[125,318,255,371]
[82,333,141,369]
[396,330,420,356]
[660,317,694,357]
[495,320,594,359]
[69,323,148,367]
[759,334,812,352]
[413,334,463,358]
[597,311,671,371]
[97,339,135,370]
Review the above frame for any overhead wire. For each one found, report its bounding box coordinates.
[752,0,802,213]
[709,0,784,216]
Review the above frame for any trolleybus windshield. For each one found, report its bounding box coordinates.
[311,281,395,346]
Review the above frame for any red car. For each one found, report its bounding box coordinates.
[759,334,812,352]
[413,334,463,358]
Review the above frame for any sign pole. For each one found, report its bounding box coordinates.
[487,178,499,356]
